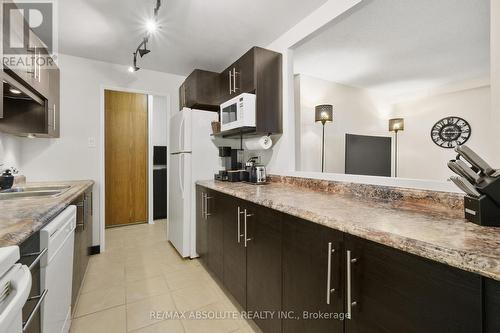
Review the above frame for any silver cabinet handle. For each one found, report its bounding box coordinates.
[228,70,232,94]
[326,242,335,304]
[237,206,245,243]
[205,196,212,219]
[243,209,253,247]
[201,192,205,220]
[232,68,239,92]
[53,105,56,131]
[346,250,358,318]
[22,289,48,332]
[22,248,48,271]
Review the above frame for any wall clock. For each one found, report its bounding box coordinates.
[430,116,471,148]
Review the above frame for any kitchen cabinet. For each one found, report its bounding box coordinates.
[245,203,282,333]
[344,234,482,333]
[179,69,220,111]
[223,196,247,308]
[484,277,500,332]
[282,215,344,333]
[47,67,60,137]
[206,190,224,281]
[196,185,496,333]
[71,186,94,312]
[217,47,282,137]
[196,185,209,266]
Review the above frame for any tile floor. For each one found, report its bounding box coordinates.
[70,220,260,333]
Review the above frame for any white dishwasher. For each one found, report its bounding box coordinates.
[40,205,76,333]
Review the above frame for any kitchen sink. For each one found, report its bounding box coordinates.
[0,190,63,200]
[0,185,70,200]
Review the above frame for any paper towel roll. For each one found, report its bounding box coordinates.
[244,136,273,151]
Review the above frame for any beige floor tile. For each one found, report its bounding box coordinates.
[126,276,170,303]
[129,319,185,333]
[171,284,221,312]
[126,293,178,331]
[181,301,242,333]
[70,305,126,333]
[81,269,126,294]
[163,266,212,291]
[125,263,169,283]
[75,285,125,317]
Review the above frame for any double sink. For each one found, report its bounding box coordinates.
[0,185,71,200]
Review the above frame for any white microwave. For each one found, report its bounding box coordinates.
[220,93,256,132]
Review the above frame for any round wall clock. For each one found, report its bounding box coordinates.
[430,116,471,148]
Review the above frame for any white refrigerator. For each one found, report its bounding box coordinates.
[168,108,219,258]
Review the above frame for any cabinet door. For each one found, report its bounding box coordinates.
[195,186,208,266]
[207,190,224,280]
[218,67,233,103]
[484,278,500,333]
[282,216,344,333]
[223,196,247,308]
[47,66,60,137]
[179,83,186,110]
[344,235,482,333]
[234,48,255,94]
[246,203,282,333]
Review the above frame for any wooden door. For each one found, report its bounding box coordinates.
[196,186,208,266]
[282,215,344,333]
[207,190,224,281]
[222,196,247,308]
[105,90,148,227]
[246,203,282,333]
[344,235,482,333]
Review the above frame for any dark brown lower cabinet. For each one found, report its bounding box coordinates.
[195,185,499,333]
[207,190,224,281]
[195,186,208,266]
[484,277,500,333]
[71,187,94,312]
[246,203,282,333]
[282,216,344,333]
[222,196,247,307]
[344,234,482,333]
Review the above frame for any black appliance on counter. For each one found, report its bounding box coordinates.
[215,146,244,181]
[448,145,500,227]
[153,146,167,219]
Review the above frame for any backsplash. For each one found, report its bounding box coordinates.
[268,174,465,219]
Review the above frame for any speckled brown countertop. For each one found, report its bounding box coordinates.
[0,180,93,246]
[197,180,500,282]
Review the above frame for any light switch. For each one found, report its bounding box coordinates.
[88,137,96,148]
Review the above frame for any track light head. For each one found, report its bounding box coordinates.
[138,39,151,57]
[128,52,140,72]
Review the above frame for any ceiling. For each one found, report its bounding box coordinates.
[293,0,490,98]
[58,0,328,75]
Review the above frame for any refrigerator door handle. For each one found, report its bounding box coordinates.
[179,154,185,199]
[178,115,185,151]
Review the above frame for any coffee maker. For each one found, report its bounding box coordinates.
[215,146,243,181]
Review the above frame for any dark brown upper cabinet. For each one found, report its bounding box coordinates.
[217,47,282,137]
[179,69,220,111]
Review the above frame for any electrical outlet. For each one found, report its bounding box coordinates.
[88,137,96,148]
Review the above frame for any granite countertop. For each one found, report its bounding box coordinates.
[197,180,500,282]
[0,180,94,246]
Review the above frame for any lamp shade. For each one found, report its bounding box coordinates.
[315,105,333,124]
[389,118,404,132]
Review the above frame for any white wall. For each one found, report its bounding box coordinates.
[492,0,500,166]
[0,133,22,170]
[392,85,491,181]
[19,54,185,247]
[152,95,168,147]
[296,74,386,173]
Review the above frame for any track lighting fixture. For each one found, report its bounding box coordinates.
[128,0,162,72]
